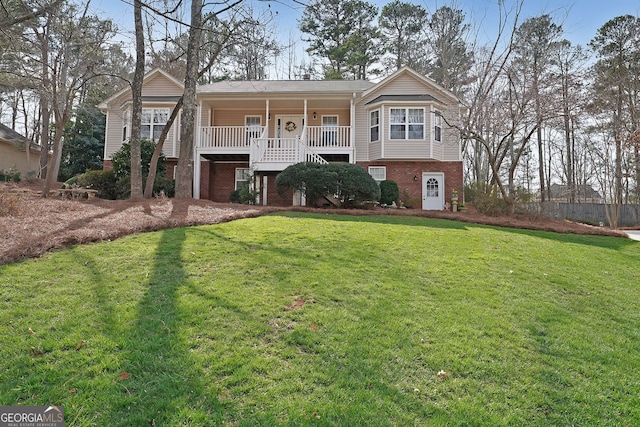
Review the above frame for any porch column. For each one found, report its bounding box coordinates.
[193,150,201,199]
[265,99,270,133]
[350,97,356,163]
[304,99,308,130]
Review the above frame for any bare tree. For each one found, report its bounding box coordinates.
[512,14,563,202]
[129,0,146,200]
[589,15,640,217]
[174,0,203,199]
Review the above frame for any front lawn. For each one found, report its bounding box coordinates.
[1,212,638,426]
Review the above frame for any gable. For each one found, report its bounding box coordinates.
[360,68,460,107]
[143,72,184,97]
[98,68,184,111]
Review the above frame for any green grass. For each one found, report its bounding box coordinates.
[1,212,639,426]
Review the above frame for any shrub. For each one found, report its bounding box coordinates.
[113,175,174,200]
[276,162,380,208]
[111,139,166,179]
[230,187,259,204]
[472,185,508,216]
[1,167,21,183]
[153,176,175,198]
[379,180,399,205]
[69,170,118,199]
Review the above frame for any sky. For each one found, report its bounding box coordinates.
[92,0,640,75]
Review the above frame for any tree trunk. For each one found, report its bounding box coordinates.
[174,0,203,199]
[562,73,574,202]
[39,22,50,180]
[129,0,145,200]
[144,97,183,198]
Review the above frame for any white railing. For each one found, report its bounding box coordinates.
[200,126,266,149]
[251,137,328,166]
[199,125,351,150]
[305,126,351,148]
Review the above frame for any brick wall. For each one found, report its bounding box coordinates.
[357,161,463,208]
[207,162,248,203]
[258,172,293,206]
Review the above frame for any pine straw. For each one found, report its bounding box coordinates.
[0,181,627,266]
[0,185,277,265]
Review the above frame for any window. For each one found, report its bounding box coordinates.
[426,178,439,197]
[235,168,251,190]
[122,110,129,141]
[390,108,424,140]
[322,115,338,145]
[141,108,169,141]
[368,166,386,184]
[370,110,380,142]
[245,116,262,145]
[434,112,442,142]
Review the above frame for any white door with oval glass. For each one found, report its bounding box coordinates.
[422,172,444,210]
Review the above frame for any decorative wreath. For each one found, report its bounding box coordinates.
[285,121,297,132]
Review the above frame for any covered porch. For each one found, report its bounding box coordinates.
[193,96,356,199]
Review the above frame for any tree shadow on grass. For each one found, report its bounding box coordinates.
[99,228,224,426]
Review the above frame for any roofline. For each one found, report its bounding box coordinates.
[97,68,184,111]
[362,66,463,105]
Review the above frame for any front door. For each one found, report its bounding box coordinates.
[276,115,304,139]
[422,172,444,210]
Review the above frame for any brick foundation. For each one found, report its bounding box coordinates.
[258,172,293,206]
[357,161,463,208]
[198,159,463,209]
[206,161,248,203]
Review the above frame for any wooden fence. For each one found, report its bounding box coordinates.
[525,203,640,227]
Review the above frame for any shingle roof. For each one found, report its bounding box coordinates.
[0,123,25,143]
[198,79,375,94]
[365,94,441,104]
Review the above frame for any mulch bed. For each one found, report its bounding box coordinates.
[0,180,627,266]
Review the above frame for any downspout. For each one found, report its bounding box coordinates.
[429,106,434,159]
[381,105,385,159]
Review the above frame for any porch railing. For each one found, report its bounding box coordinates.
[200,126,266,149]
[199,125,351,150]
[304,126,351,148]
[250,137,328,166]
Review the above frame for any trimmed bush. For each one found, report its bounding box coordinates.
[276,162,380,208]
[379,180,399,205]
[67,170,118,199]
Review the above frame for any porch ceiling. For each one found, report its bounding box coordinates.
[200,98,352,111]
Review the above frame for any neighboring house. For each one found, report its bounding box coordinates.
[0,123,42,178]
[548,183,604,204]
[99,67,464,210]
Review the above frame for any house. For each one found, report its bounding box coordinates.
[548,183,604,204]
[0,123,42,178]
[99,67,464,210]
